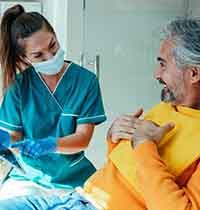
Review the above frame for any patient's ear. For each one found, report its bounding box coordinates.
[189,66,200,84]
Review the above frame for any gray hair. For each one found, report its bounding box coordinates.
[162,18,200,69]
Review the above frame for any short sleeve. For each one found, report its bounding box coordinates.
[77,77,106,125]
[0,82,23,131]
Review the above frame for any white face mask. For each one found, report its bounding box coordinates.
[32,48,65,75]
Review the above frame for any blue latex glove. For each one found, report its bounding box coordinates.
[0,191,97,210]
[11,136,57,158]
[0,129,10,147]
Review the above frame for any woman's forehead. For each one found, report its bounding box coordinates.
[23,28,56,53]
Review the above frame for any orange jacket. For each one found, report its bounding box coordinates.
[84,140,200,210]
[84,103,200,210]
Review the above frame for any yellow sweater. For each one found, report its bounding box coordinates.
[83,102,200,210]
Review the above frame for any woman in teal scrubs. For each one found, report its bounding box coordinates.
[0,4,106,196]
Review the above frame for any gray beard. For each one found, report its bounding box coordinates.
[161,87,176,102]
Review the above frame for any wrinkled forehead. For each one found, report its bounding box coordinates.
[159,39,176,61]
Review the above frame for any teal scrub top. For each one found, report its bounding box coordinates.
[0,62,106,189]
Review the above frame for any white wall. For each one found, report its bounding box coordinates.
[188,0,200,17]
[0,1,42,16]
[42,0,68,56]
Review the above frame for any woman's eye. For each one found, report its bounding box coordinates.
[34,53,42,59]
[50,42,56,49]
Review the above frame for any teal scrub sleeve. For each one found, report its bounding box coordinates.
[0,83,23,132]
[0,129,10,147]
[77,77,106,125]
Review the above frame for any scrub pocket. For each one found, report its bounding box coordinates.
[56,108,79,136]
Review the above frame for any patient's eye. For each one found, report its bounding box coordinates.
[159,61,166,69]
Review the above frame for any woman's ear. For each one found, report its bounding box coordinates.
[17,55,31,71]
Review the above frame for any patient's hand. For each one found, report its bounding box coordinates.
[107,108,143,143]
[132,120,174,148]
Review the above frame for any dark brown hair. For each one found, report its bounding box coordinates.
[0,4,55,91]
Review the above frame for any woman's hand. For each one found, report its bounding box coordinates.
[11,136,57,158]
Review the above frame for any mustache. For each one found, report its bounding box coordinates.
[158,79,166,85]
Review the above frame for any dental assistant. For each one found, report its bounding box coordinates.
[0,4,106,197]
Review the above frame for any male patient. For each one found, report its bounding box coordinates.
[1,17,200,210]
